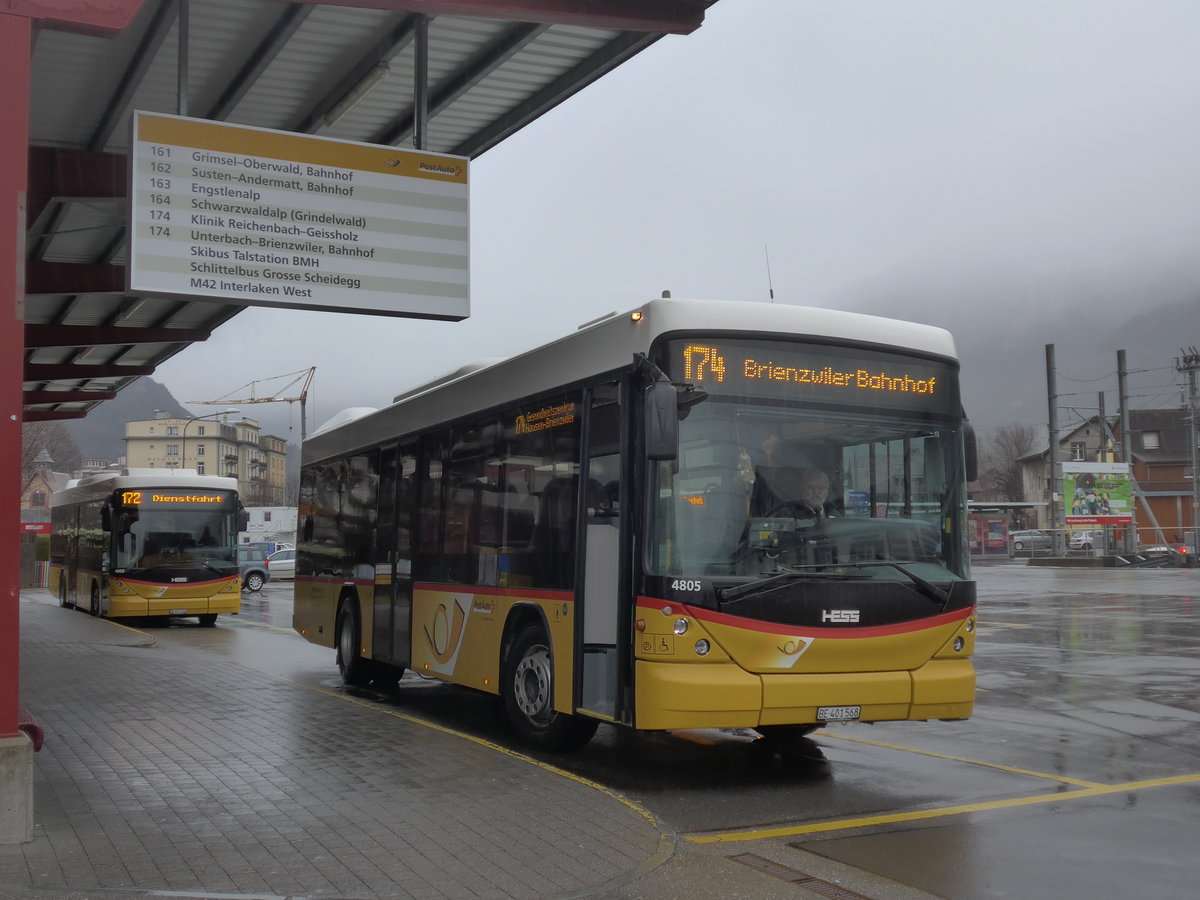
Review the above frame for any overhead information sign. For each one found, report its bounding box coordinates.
[128,111,469,320]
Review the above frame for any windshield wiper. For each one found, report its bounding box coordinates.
[832,560,951,608]
[717,568,872,604]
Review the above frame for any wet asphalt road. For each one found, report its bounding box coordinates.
[147,562,1200,899]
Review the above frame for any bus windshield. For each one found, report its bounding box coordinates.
[648,338,969,583]
[112,490,239,573]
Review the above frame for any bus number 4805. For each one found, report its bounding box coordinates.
[671,579,701,592]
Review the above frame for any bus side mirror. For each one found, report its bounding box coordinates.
[101,507,111,531]
[645,380,679,461]
[237,506,249,531]
[963,418,978,483]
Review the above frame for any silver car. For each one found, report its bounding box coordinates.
[267,548,295,580]
[1009,529,1052,552]
[1069,530,1105,551]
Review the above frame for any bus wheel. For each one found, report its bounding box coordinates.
[88,582,101,617]
[336,600,371,687]
[371,661,403,691]
[503,624,598,751]
[754,724,819,757]
[59,575,71,609]
[198,614,217,627]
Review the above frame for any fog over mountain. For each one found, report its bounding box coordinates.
[207,285,1194,449]
[843,266,1198,435]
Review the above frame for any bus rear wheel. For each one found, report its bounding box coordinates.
[503,624,597,751]
[88,582,100,617]
[336,600,371,687]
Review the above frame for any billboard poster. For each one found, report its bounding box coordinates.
[1062,462,1133,525]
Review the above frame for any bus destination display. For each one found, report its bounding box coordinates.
[118,490,229,507]
[129,112,469,320]
[669,339,955,411]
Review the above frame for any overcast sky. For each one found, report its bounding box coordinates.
[155,0,1200,438]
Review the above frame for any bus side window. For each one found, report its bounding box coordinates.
[416,433,447,582]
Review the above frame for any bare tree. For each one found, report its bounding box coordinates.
[974,423,1038,502]
[21,421,83,492]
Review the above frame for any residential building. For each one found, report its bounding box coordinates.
[20,450,71,534]
[1018,409,1196,544]
[124,411,288,505]
[1114,409,1195,545]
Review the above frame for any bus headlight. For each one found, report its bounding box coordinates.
[673,618,689,635]
[694,639,710,656]
[953,637,965,652]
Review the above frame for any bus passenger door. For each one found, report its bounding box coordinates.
[579,382,624,720]
[372,444,415,670]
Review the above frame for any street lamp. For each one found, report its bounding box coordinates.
[181,408,239,474]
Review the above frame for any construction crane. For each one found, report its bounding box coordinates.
[190,367,316,439]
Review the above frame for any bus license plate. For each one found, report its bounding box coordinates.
[170,608,187,616]
[817,705,861,722]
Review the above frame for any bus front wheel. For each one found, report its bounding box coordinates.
[503,624,597,751]
[198,614,217,627]
[336,600,371,687]
[88,582,100,617]
[755,724,819,757]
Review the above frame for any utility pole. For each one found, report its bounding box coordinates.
[1176,347,1200,552]
[1118,349,1134,551]
[1046,344,1063,555]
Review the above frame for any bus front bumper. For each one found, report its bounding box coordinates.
[633,658,975,731]
[109,579,241,618]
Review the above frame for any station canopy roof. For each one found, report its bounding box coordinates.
[23,0,716,422]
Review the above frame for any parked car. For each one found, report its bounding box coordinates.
[237,546,271,592]
[1009,530,1052,552]
[1069,530,1105,551]
[267,548,294,580]
[240,540,292,556]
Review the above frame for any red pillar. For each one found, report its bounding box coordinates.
[1,0,147,745]
[0,9,31,743]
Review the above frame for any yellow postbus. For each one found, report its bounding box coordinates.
[294,298,978,750]
[51,470,245,625]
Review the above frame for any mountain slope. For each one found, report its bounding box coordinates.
[63,378,191,461]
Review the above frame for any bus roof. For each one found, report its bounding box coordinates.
[304,297,960,466]
[52,470,240,507]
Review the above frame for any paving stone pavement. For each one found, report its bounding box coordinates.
[3,594,668,899]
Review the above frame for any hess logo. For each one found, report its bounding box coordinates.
[821,609,860,624]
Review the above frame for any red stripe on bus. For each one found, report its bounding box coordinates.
[636,596,972,638]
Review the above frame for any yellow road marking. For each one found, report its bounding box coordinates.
[99,617,158,645]
[976,620,1031,628]
[686,773,1200,843]
[820,732,1106,787]
[229,618,297,635]
[261,670,669,838]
